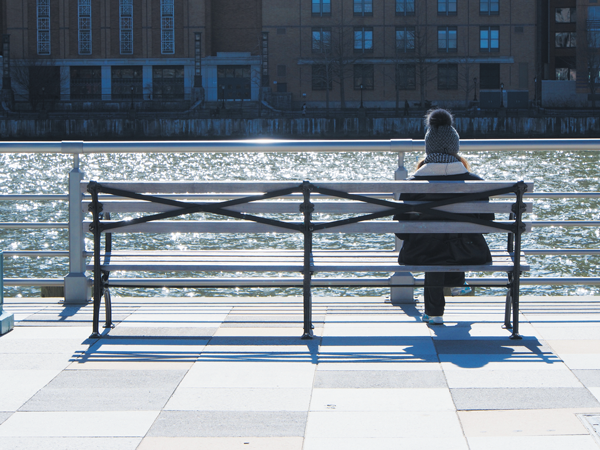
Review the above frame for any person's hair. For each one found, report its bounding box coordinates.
[424,108,453,129]
[416,155,471,171]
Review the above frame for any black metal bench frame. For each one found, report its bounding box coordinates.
[87,180,529,340]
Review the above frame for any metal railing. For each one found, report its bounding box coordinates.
[1,138,600,303]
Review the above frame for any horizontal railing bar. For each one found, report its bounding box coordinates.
[2,251,70,257]
[3,139,600,154]
[4,276,600,288]
[0,223,69,229]
[523,249,600,255]
[531,221,600,227]
[0,195,68,201]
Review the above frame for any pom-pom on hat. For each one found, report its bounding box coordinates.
[423,109,460,164]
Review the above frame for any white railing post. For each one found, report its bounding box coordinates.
[63,141,91,304]
[390,140,415,303]
[0,252,15,335]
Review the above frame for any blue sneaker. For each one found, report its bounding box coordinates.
[428,316,444,325]
[421,314,430,322]
[451,284,472,296]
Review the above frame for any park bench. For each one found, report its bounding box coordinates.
[82,179,533,340]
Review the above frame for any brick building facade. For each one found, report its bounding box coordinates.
[0,0,541,110]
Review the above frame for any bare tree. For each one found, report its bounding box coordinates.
[11,58,62,110]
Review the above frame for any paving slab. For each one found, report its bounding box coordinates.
[146,411,307,437]
[458,409,592,437]
[444,368,584,388]
[309,388,455,411]
[0,338,95,355]
[20,370,187,411]
[180,361,316,388]
[451,387,600,410]
[557,354,600,370]
[107,326,218,337]
[304,411,464,438]
[213,327,321,337]
[165,387,312,411]
[321,324,431,337]
[0,353,77,371]
[575,370,600,388]
[467,435,600,450]
[0,413,12,425]
[315,361,443,371]
[433,338,553,355]
[531,326,600,340]
[0,437,142,450]
[0,370,63,411]
[0,411,160,437]
[302,437,469,450]
[313,370,447,388]
[137,437,304,450]
[119,312,229,327]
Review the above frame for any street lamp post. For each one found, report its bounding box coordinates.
[473,77,477,102]
[500,82,504,108]
[359,84,364,108]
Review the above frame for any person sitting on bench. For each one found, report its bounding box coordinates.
[395,109,494,325]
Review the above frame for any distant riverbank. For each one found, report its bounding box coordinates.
[2,115,600,139]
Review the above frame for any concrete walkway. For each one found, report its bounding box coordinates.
[1,294,600,449]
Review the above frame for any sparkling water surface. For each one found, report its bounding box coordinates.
[1,149,598,298]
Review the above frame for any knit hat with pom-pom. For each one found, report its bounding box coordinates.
[424,109,460,164]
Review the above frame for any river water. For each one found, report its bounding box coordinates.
[1,149,599,298]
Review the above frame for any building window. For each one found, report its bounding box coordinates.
[312,64,332,90]
[354,0,373,16]
[555,32,576,48]
[396,64,416,90]
[555,8,576,23]
[120,0,133,55]
[312,27,332,53]
[70,66,101,100]
[161,0,174,54]
[153,66,184,99]
[312,0,331,16]
[438,64,458,90]
[277,65,287,77]
[396,0,415,16]
[555,57,576,80]
[217,65,251,100]
[37,0,51,55]
[480,63,500,89]
[78,0,92,55]
[276,83,287,92]
[111,66,143,100]
[438,0,457,16]
[438,27,457,52]
[354,64,374,90]
[480,0,499,15]
[354,27,373,53]
[396,27,415,52]
[480,27,499,52]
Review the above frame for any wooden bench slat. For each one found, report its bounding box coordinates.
[81,180,533,195]
[83,220,531,234]
[82,200,532,215]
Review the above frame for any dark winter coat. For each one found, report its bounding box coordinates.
[395,161,494,265]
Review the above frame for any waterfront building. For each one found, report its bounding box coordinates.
[0,0,541,110]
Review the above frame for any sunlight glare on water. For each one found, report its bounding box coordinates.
[0,149,599,297]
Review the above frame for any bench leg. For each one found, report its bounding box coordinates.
[510,278,522,340]
[103,288,114,329]
[503,274,513,330]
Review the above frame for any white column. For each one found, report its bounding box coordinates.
[101,65,111,101]
[0,252,15,335]
[63,143,92,304]
[143,65,152,100]
[60,66,71,101]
